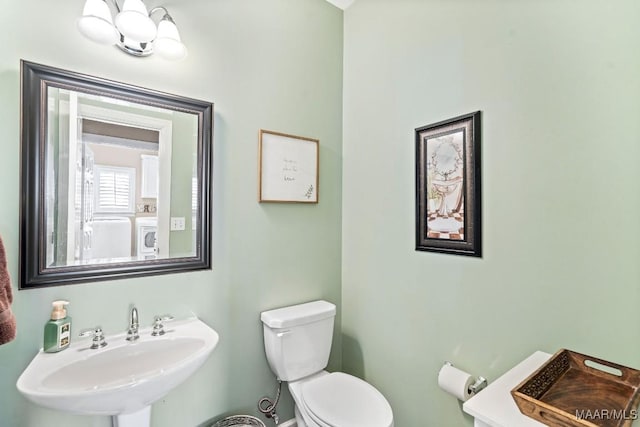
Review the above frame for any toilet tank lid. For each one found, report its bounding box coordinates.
[261,300,336,329]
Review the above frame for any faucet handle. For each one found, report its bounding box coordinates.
[151,315,174,336]
[79,326,108,349]
[130,306,139,328]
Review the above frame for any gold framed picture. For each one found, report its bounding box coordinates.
[259,129,319,203]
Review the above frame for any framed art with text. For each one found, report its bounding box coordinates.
[259,129,319,203]
[415,111,481,257]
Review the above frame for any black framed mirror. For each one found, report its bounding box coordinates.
[20,60,213,289]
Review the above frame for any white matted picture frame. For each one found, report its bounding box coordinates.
[258,129,319,203]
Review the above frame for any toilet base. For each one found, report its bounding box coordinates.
[294,406,308,427]
[289,372,329,427]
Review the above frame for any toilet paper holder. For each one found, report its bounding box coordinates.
[444,361,488,396]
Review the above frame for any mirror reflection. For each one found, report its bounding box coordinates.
[20,61,212,288]
[45,88,198,267]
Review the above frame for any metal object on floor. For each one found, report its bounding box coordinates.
[209,415,266,427]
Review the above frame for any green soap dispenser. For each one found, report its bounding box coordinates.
[43,300,72,353]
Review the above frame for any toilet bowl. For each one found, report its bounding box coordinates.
[292,371,393,427]
[261,300,394,427]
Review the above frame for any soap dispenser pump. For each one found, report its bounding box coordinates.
[43,300,72,353]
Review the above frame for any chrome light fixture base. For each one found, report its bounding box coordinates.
[117,38,153,57]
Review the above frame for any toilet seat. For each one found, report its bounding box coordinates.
[300,372,393,427]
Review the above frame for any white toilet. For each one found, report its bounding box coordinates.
[261,300,394,427]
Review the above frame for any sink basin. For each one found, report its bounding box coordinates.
[17,317,219,416]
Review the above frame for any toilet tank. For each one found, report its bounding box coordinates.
[261,300,336,382]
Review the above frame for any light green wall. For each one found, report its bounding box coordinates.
[342,0,640,426]
[0,1,343,426]
[168,110,198,257]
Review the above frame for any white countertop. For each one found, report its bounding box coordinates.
[463,351,640,427]
[462,351,551,427]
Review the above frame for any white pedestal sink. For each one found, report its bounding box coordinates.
[17,317,219,427]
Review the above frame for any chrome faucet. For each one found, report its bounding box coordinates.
[151,314,174,336]
[126,306,139,341]
[79,326,108,349]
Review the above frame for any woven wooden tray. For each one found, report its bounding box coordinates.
[511,349,640,427]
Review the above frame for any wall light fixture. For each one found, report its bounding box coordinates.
[77,0,187,60]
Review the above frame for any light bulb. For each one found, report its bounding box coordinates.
[115,0,156,43]
[154,19,187,60]
[77,0,119,45]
